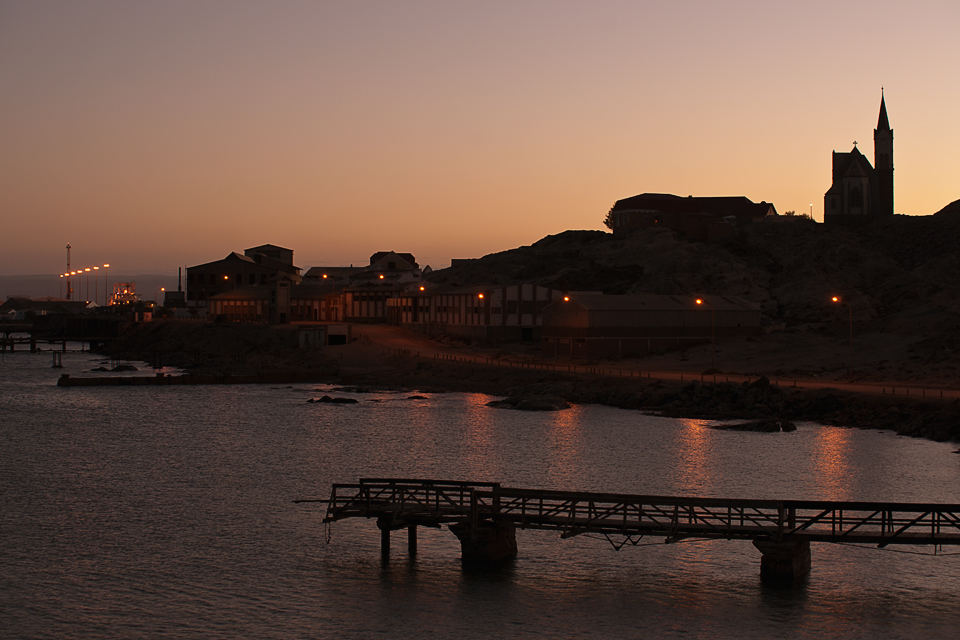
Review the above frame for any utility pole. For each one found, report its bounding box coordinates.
[66,243,72,300]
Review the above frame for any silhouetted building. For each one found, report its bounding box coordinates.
[824,92,894,225]
[541,293,761,359]
[0,297,91,320]
[208,281,339,324]
[303,266,366,287]
[369,251,418,271]
[606,194,776,239]
[186,244,302,308]
[390,284,564,343]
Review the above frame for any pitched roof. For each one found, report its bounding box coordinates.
[188,251,300,274]
[833,146,875,179]
[245,244,292,254]
[369,251,418,269]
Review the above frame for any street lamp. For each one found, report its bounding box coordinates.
[695,297,716,369]
[84,268,91,303]
[155,287,165,313]
[810,203,813,220]
[103,264,110,305]
[832,296,853,375]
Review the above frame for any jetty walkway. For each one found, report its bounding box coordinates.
[304,479,960,580]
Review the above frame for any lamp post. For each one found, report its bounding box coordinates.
[832,296,853,375]
[695,297,715,369]
[155,288,165,314]
[84,268,91,303]
[93,267,99,305]
[103,264,110,305]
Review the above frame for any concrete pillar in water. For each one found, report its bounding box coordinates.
[408,525,417,556]
[449,521,518,564]
[753,539,811,581]
[377,516,391,559]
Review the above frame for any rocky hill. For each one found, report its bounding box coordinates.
[427,204,960,383]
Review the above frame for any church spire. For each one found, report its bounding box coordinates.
[874,89,894,217]
[877,89,891,131]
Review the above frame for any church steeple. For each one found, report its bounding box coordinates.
[877,89,891,131]
[874,89,894,216]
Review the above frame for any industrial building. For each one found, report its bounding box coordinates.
[541,293,761,359]
[207,281,339,324]
[390,283,563,343]
[186,244,302,308]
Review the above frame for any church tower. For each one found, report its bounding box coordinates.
[874,90,894,217]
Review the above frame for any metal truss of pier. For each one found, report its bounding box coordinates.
[304,479,960,580]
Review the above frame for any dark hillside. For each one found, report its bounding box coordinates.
[426,210,960,380]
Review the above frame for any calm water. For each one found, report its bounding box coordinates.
[2,350,960,639]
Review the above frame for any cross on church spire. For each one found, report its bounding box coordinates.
[852,141,858,148]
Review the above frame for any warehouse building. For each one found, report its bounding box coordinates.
[541,293,761,359]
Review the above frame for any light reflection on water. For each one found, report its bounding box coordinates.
[2,352,960,639]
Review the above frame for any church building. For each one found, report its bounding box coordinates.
[823,92,894,225]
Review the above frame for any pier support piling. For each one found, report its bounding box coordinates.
[408,525,418,556]
[449,521,517,565]
[753,539,811,581]
[377,516,392,559]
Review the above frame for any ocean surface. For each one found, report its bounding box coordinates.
[2,349,960,639]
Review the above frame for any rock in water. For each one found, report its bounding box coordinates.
[712,419,797,432]
[486,396,570,411]
[314,395,359,404]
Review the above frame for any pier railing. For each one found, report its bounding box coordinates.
[320,479,960,547]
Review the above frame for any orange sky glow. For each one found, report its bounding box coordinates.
[2,1,958,276]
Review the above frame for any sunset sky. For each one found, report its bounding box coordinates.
[2,1,958,276]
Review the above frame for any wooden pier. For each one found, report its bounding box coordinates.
[1,337,70,352]
[306,479,960,580]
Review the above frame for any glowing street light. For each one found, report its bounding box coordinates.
[155,287,165,312]
[93,267,99,305]
[103,264,110,305]
[832,296,853,375]
[695,297,716,369]
[84,268,91,302]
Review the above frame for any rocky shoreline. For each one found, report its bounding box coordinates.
[98,322,960,444]
[349,356,960,443]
